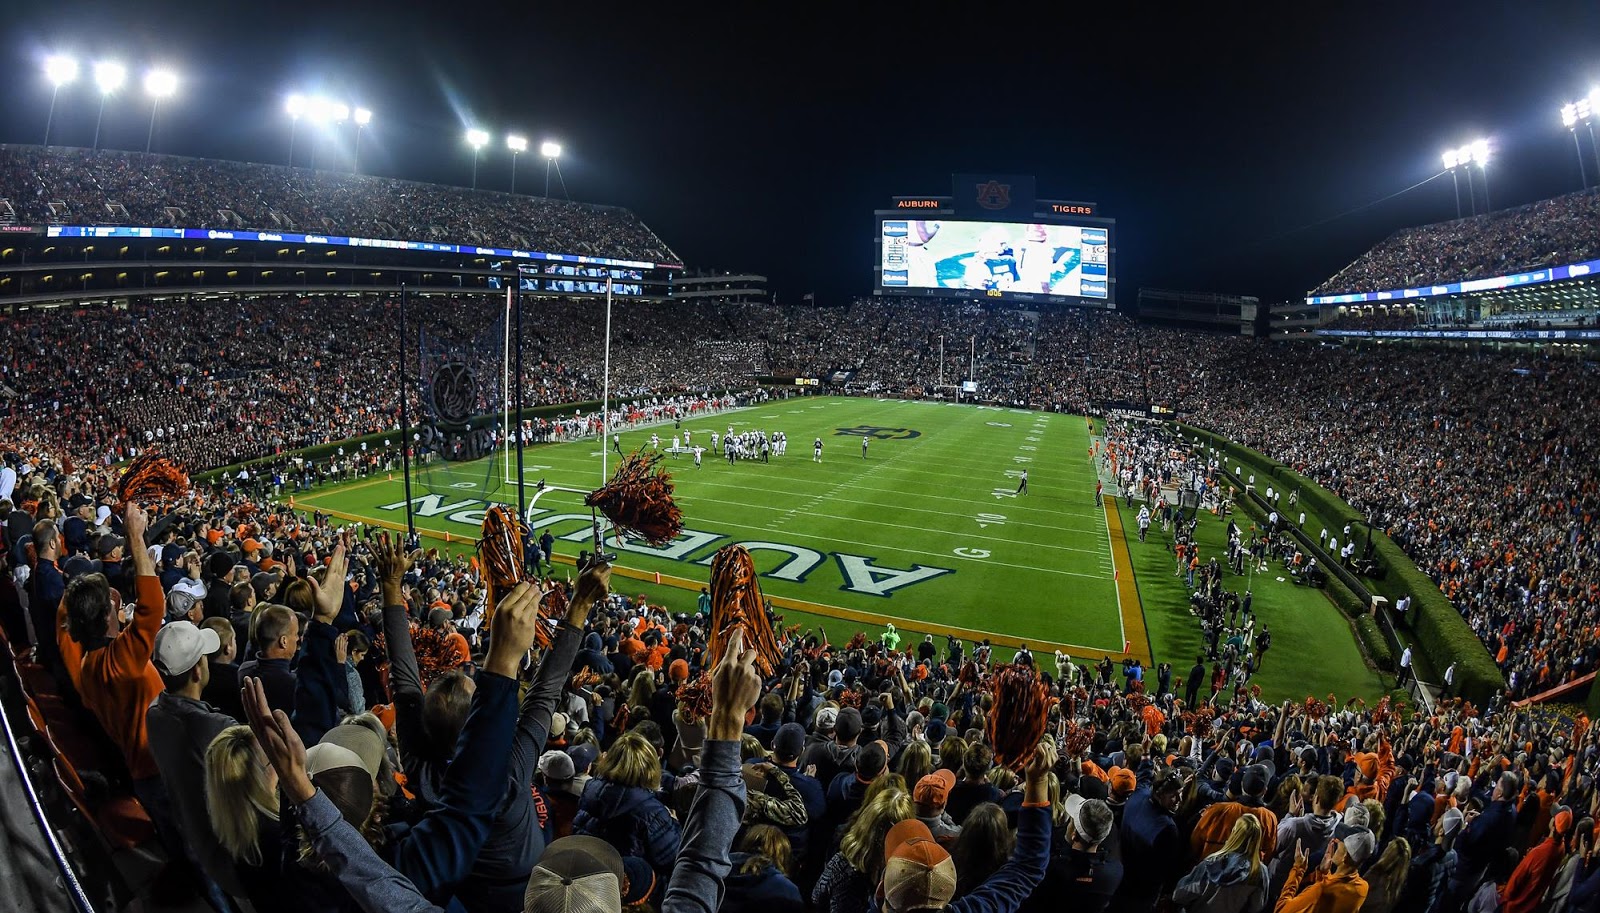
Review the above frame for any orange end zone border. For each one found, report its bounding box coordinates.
[296,497,1148,663]
[1103,494,1153,665]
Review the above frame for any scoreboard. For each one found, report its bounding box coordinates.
[873,174,1116,308]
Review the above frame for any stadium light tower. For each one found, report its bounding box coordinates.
[142,68,177,154]
[305,98,348,171]
[42,55,79,148]
[91,61,126,151]
[1565,95,1599,190]
[1592,89,1600,186]
[506,134,527,194]
[353,107,372,173]
[1441,148,1464,219]
[1469,138,1492,212]
[541,140,562,198]
[285,94,307,165]
[467,128,489,189]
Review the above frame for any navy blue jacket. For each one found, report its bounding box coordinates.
[1455,797,1516,883]
[775,762,826,864]
[722,854,804,913]
[1116,787,1184,910]
[573,776,683,878]
[454,621,584,913]
[293,619,349,746]
[27,557,64,669]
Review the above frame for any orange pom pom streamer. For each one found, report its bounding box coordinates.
[117,453,189,506]
[477,505,532,641]
[987,664,1054,772]
[706,545,781,677]
[585,450,684,546]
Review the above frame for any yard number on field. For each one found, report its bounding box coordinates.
[976,513,1006,529]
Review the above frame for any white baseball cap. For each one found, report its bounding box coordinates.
[152,621,220,676]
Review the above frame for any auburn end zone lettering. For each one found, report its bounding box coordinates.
[374,498,955,598]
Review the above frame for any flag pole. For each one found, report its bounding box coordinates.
[514,277,526,523]
[398,283,416,542]
[503,285,512,492]
[602,278,613,484]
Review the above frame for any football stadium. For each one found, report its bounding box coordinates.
[0,7,1598,913]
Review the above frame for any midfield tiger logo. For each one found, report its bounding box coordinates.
[835,425,922,440]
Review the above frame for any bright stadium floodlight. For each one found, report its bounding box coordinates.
[285,93,307,166]
[91,61,127,151]
[94,60,125,95]
[42,56,79,148]
[541,141,562,197]
[1574,94,1600,191]
[45,55,78,87]
[142,68,178,154]
[1469,138,1491,166]
[466,128,490,189]
[352,107,372,173]
[506,134,527,194]
[1442,149,1459,169]
[1564,103,1581,129]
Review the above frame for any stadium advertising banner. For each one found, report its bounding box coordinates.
[1305,257,1600,306]
[880,219,1110,300]
[1318,327,1600,341]
[44,225,667,271]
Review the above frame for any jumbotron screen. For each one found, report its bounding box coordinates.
[879,219,1110,300]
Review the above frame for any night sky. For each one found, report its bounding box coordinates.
[4,1,1599,305]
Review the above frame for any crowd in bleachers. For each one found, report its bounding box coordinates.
[0,146,679,265]
[7,148,1600,911]
[4,456,1597,913]
[4,293,1599,708]
[1312,189,1600,297]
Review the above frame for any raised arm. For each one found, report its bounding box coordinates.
[109,504,162,670]
[242,677,443,913]
[375,534,427,772]
[508,564,609,789]
[386,580,547,901]
[949,742,1058,912]
[661,628,762,913]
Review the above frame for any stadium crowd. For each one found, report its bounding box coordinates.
[7,143,1600,913]
[2,292,1597,703]
[0,146,679,265]
[5,454,1599,913]
[1312,188,1600,297]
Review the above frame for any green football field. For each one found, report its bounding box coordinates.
[299,397,1132,655]
[289,396,1385,700]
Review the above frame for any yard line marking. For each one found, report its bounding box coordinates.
[673,496,1107,554]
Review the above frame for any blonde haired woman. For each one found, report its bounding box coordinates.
[572,729,681,879]
[205,725,287,908]
[813,788,915,913]
[1172,813,1268,912]
[1358,837,1410,913]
